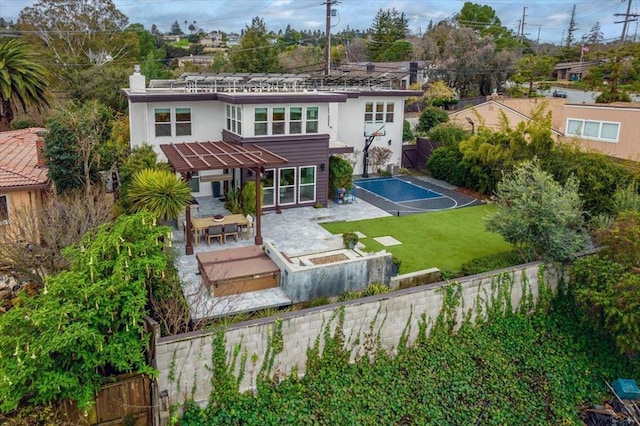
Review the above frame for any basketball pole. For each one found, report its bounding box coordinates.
[362,125,384,178]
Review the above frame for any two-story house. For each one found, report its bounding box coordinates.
[123,68,420,211]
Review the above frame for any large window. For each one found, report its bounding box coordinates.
[272,107,286,135]
[226,104,242,135]
[154,108,192,137]
[154,108,171,137]
[289,107,302,134]
[253,106,319,136]
[365,102,395,124]
[255,108,268,136]
[306,107,318,133]
[0,195,8,225]
[175,108,192,136]
[262,169,275,207]
[278,168,296,205]
[566,118,620,142]
[298,166,316,203]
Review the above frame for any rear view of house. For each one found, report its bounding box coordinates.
[122,68,420,210]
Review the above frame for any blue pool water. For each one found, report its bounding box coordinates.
[355,177,440,203]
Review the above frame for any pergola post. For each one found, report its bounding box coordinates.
[254,167,263,245]
[182,172,194,255]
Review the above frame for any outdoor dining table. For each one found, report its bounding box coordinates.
[190,214,250,244]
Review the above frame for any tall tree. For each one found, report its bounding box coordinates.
[18,0,131,66]
[423,22,516,97]
[0,39,50,131]
[586,21,604,46]
[456,2,519,50]
[366,8,409,60]
[513,54,557,97]
[564,4,578,48]
[230,17,281,72]
[44,101,118,194]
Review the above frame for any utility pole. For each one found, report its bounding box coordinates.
[520,6,527,41]
[615,0,638,45]
[323,0,339,75]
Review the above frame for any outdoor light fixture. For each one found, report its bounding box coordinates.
[320,163,326,171]
[387,139,392,146]
[465,117,475,134]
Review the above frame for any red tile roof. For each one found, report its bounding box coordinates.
[0,128,49,190]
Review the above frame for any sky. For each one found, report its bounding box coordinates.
[0,0,636,45]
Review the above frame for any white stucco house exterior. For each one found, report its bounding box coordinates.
[122,68,420,210]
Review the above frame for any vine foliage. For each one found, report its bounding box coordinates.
[0,212,166,412]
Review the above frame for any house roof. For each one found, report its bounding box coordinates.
[0,127,49,190]
[159,141,288,174]
[449,98,566,135]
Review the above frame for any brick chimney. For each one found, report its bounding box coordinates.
[35,130,47,167]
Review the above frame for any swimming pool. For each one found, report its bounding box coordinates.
[355,177,441,203]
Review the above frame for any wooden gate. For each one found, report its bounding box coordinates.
[60,374,151,425]
[402,138,441,170]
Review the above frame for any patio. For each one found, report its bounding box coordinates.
[172,195,391,319]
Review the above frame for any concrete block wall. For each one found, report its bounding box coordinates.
[154,261,556,414]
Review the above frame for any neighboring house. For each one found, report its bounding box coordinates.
[448,97,565,140]
[225,33,241,47]
[560,102,640,161]
[177,55,216,68]
[0,128,49,236]
[449,96,640,162]
[200,31,224,48]
[333,61,429,90]
[553,61,598,81]
[122,68,420,210]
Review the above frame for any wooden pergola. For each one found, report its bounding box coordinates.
[160,141,288,255]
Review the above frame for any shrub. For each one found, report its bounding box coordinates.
[362,281,390,297]
[329,155,353,193]
[240,181,262,216]
[460,251,525,276]
[416,107,449,133]
[342,232,359,248]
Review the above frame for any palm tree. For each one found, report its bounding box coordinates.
[127,169,192,223]
[0,39,50,131]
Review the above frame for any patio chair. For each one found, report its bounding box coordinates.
[206,225,224,245]
[223,223,239,242]
[244,214,254,237]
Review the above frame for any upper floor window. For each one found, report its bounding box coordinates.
[290,107,302,134]
[306,107,318,133]
[566,118,620,142]
[365,102,394,124]
[0,195,8,225]
[254,106,319,136]
[226,104,242,135]
[272,107,285,135]
[255,107,268,136]
[154,107,192,137]
[175,108,192,136]
[154,108,171,137]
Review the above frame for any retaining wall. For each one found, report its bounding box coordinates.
[153,261,556,419]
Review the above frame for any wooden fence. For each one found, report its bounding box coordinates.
[401,138,441,170]
[59,374,151,425]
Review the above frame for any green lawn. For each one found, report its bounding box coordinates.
[322,204,514,273]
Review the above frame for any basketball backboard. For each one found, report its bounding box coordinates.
[364,122,386,138]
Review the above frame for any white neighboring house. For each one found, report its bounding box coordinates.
[122,68,420,209]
